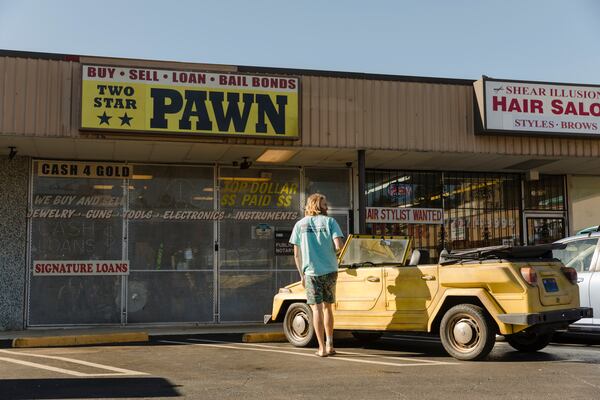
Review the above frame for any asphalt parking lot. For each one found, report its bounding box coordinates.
[1,333,600,399]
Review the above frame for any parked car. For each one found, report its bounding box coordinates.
[554,230,600,332]
[266,235,592,361]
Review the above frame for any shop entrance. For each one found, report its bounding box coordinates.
[524,214,566,245]
[26,161,351,326]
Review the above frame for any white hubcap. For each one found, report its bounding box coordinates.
[453,320,474,344]
[292,314,307,334]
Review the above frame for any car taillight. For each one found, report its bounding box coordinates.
[562,267,578,285]
[520,267,537,286]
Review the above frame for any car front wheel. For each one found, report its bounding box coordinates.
[440,304,496,361]
[283,302,316,347]
[506,331,553,352]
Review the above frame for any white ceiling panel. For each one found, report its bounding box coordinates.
[75,140,115,160]
[148,143,194,162]
[185,143,230,163]
[113,140,155,162]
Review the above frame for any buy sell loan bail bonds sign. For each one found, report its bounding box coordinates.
[476,77,600,137]
[81,65,299,138]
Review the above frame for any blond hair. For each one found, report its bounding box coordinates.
[305,193,327,216]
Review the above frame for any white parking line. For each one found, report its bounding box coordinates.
[0,349,147,377]
[161,339,455,367]
[189,339,456,365]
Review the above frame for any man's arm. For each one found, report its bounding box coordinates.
[334,237,344,252]
[293,245,305,287]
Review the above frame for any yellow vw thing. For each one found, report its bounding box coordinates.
[266,235,592,361]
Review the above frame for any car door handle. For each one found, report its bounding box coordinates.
[577,277,584,283]
[367,276,380,282]
[421,275,436,281]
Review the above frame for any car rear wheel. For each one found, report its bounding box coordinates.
[440,304,496,361]
[283,302,316,347]
[351,331,383,344]
[506,331,553,352]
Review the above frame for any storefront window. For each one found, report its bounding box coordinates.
[127,164,215,323]
[365,170,522,258]
[27,162,350,325]
[443,172,521,250]
[304,168,351,209]
[524,175,565,211]
[365,170,443,258]
[218,167,301,322]
[526,217,565,245]
[29,165,124,325]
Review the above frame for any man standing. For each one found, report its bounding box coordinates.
[290,194,344,357]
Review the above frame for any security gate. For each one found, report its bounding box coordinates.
[27,160,351,326]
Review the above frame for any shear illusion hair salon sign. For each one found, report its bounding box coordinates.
[474,77,600,137]
[81,65,299,138]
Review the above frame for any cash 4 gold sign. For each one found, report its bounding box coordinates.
[81,65,299,138]
[478,77,600,137]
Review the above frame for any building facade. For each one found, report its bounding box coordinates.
[1,50,600,330]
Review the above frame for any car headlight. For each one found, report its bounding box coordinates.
[279,288,292,294]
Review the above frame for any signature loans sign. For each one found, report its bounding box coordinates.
[33,260,130,276]
[81,65,299,138]
[366,207,443,225]
[475,77,600,137]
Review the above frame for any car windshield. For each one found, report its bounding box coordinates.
[340,237,410,266]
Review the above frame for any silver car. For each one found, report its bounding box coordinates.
[554,231,600,332]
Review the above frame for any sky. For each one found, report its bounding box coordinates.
[0,0,599,84]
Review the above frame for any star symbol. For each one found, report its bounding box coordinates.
[97,112,111,125]
[119,113,133,126]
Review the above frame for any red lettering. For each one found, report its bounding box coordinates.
[551,99,563,115]
[564,102,577,115]
[493,96,507,111]
[531,100,543,114]
[507,98,522,113]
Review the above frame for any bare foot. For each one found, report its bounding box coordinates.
[315,349,328,357]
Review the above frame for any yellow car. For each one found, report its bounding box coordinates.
[266,235,593,360]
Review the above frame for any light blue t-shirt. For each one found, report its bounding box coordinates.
[289,215,344,277]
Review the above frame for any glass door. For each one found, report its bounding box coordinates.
[524,215,565,245]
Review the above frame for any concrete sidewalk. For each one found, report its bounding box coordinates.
[0,323,284,347]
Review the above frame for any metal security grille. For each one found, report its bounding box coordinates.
[365,170,443,261]
[365,170,523,259]
[27,161,352,326]
[523,175,566,211]
[443,172,522,250]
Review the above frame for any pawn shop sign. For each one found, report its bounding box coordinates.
[80,65,300,139]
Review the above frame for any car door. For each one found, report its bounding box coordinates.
[384,264,439,330]
[554,237,599,327]
[334,266,384,312]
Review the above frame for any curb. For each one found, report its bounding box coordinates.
[242,332,287,343]
[12,332,149,348]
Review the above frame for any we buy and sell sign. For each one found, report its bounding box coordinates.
[475,77,600,137]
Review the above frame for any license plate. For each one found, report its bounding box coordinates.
[543,278,559,292]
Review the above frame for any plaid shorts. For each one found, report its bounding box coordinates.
[305,272,338,305]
